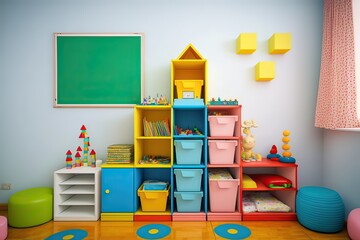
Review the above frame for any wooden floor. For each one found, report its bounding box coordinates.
[1,211,350,240]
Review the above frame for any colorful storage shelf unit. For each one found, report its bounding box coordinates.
[97,101,298,222]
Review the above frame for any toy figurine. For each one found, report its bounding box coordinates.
[242,120,258,162]
[267,145,281,161]
[65,150,73,169]
[279,130,296,163]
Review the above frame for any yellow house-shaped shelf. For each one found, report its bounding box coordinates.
[171,44,208,104]
[255,61,275,81]
[236,33,257,54]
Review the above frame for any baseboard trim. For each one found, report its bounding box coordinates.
[0,203,8,211]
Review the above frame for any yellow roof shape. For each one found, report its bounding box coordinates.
[176,43,205,60]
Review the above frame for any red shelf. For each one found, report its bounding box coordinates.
[242,174,296,191]
[207,136,241,140]
[242,212,297,221]
[242,158,297,168]
[241,158,298,221]
[207,164,240,168]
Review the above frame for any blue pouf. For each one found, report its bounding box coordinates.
[296,186,345,233]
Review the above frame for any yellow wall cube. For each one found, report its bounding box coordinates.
[255,61,275,81]
[268,33,291,54]
[236,33,257,54]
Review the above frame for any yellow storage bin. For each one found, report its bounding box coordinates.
[175,80,203,99]
[137,184,170,212]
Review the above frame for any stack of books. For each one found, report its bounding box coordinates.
[143,118,171,136]
[106,144,134,164]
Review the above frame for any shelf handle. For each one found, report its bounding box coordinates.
[105,189,110,194]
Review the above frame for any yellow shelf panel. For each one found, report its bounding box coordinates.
[101,163,134,168]
[101,213,134,221]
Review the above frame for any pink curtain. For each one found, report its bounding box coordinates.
[315,0,359,129]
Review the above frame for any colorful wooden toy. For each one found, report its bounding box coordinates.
[90,149,96,168]
[267,145,281,161]
[279,130,296,163]
[65,150,72,169]
[75,152,81,167]
[79,125,90,166]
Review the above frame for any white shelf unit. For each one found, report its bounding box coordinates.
[54,167,101,221]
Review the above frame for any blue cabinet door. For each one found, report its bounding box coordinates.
[101,168,134,212]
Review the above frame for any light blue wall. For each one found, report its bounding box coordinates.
[0,0,327,210]
[323,130,360,216]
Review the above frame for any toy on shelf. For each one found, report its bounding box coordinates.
[208,97,238,105]
[79,125,90,166]
[65,150,72,169]
[242,119,260,162]
[253,174,292,188]
[75,151,81,167]
[64,125,98,169]
[255,153,262,161]
[90,149,96,168]
[267,145,281,161]
[76,146,82,166]
[142,95,169,105]
[279,130,296,163]
[139,155,170,165]
[175,125,203,136]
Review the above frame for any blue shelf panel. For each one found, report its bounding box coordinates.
[173,107,207,136]
[173,135,205,139]
[102,168,135,213]
[172,164,206,169]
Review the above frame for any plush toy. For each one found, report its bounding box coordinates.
[242,120,258,162]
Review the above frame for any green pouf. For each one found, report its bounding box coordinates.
[8,187,53,228]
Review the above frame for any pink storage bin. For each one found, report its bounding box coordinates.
[208,140,237,164]
[208,115,238,137]
[209,179,239,212]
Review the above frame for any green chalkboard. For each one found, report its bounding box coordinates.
[54,33,143,107]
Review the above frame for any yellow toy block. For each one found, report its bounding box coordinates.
[236,33,257,54]
[255,61,275,81]
[268,33,291,54]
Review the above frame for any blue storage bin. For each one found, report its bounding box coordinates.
[174,191,203,212]
[174,169,203,191]
[174,140,203,165]
[143,180,168,190]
